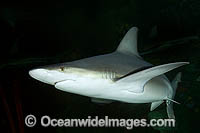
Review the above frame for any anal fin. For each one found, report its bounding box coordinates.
[150,101,164,111]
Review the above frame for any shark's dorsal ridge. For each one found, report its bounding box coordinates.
[116,27,140,57]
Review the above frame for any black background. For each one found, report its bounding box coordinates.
[0,0,200,133]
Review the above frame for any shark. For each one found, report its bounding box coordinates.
[29,27,189,119]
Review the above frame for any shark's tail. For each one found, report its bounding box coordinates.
[166,72,182,119]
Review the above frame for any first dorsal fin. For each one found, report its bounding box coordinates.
[116,27,140,57]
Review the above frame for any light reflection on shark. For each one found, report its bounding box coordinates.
[29,27,189,119]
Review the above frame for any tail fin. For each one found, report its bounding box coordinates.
[171,72,182,96]
[166,102,175,119]
[166,72,182,119]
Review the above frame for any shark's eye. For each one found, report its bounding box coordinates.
[60,67,64,71]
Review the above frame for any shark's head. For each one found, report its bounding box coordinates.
[29,63,80,85]
[29,63,111,97]
[29,62,104,84]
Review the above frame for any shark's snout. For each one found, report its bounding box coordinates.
[29,68,47,77]
[29,68,55,85]
[29,68,74,85]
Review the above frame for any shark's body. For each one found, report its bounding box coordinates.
[29,27,188,119]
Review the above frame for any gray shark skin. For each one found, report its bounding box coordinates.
[29,27,189,119]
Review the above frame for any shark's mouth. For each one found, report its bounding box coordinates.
[54,79,76,85]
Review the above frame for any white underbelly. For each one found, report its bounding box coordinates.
[55,76,170,104]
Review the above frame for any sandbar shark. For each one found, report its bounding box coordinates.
[29,27,189,119]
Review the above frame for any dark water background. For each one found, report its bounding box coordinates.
[0,0,200,132]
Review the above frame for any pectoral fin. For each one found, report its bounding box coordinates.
[116,62,189,93]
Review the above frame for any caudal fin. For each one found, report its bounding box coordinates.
[166,103,175,119]
[171,72,182,94]
[166,72,182,119]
